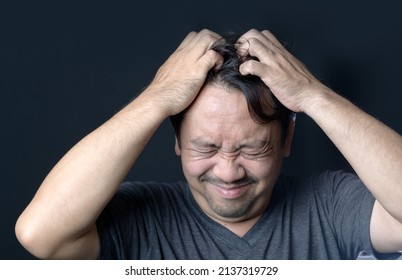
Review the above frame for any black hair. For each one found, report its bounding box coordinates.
[170,32,294,144]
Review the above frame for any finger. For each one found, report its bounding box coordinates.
[186,29,222,51]
[240,29,282,49]
[178,30,221,63]
[237,33,272,61]
[239,59,270,78]
[176,31,198,50]
[239,29,262,41]
[241,37,277,66]
[260,30,306,73]
[199,49,224,71]
[237,29,256,54]
[261,30,285,49]
[238,29,270,48]
[238,29,284,56]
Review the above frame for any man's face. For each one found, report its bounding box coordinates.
[175,84,293,226]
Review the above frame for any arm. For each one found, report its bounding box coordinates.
[15,30,223,259]
[239,29,402,253]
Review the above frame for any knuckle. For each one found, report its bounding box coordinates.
[248,28,260,35]
[262,30,273,36]
[199,29,217,39]
[248,37,261,45]
[199,28,211,34]
[202,50,220,68]
[241,60,259,73]
[246,60,259,69]
[241,29,259,39]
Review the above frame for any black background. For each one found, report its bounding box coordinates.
[1,0,401,259]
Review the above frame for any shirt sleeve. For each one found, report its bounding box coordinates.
[313,170,375,259]
[96,181,187,260]
[96,181,157,260]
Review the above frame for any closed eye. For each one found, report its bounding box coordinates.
[197,149,217,155]
[241,151,271,160]
[191,148,217,158]
[189,138,219,157]
[240,142,273,159]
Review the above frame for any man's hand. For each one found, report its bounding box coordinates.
[238,30,402,254]
[146,29,223,116]
[15,30,223,260]
[238,29,326,113]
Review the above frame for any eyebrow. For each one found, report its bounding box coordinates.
[189,138,270,149]
[190,138,218,148]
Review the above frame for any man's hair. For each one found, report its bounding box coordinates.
[170,33,294,144]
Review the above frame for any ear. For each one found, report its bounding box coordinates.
[175,136,181,156]
[283,118,295,158]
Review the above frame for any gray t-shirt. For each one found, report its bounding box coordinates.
[96,170,385,259]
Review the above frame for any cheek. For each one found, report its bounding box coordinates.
[181,155,213,179]
[241,153,283,182]
[244,159,275,179]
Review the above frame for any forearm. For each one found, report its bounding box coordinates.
[16,30,223,258]
[304,88,402,222]
[16,90,168,258]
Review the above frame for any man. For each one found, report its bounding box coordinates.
[16,29,402,259]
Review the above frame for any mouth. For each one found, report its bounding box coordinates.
[210,183,252,199]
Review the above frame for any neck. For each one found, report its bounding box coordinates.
[224,215,263,237]
[206,212,264,237]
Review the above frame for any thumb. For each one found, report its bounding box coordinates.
[199,50,224,71]
[239,60,267,78]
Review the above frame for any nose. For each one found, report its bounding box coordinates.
[212,152,246,184]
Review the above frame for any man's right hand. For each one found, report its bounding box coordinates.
[145,29,223,117]
[15,29,223,260]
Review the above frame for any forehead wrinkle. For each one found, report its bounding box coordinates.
[189,124,275,151]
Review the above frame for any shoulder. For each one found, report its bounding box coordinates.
[275,170,370,204]
[97,180,190,235]
[277,170,364,190]
[112,181,188,206]
[118,181,187,195]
